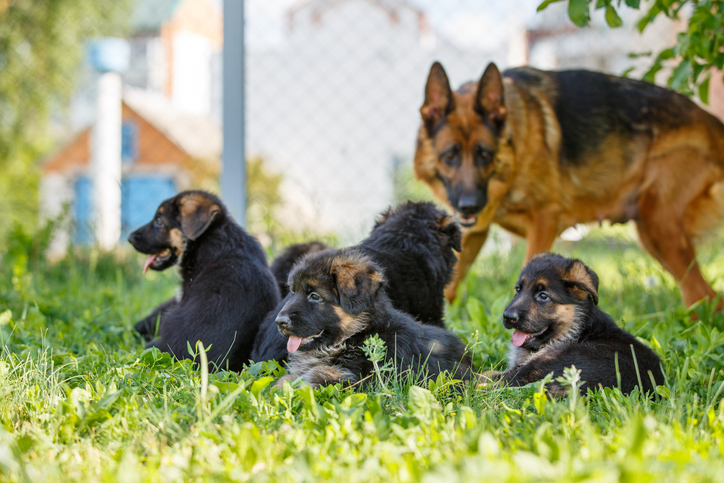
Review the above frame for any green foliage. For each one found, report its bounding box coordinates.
[246,156,284,241]
[0,0,133,238]
[1,222,724,480]
[392,164,437,204]
[537,0,724,102]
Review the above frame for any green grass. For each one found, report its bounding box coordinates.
[1,223,724,481]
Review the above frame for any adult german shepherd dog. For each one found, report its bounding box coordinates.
[415,61,724,309]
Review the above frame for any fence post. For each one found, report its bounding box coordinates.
[222,0,246,226]
[88,38,129,249]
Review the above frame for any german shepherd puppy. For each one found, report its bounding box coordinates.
[271,241,329,297]
[274,249,472,388]
[499,253,664,396]
[251,201,462,363]
[415,61,724,308]
[128,191,280,371]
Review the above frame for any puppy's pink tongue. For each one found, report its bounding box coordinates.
[512,329,530,347]
[143,254,158,275]
[287,336,303,353]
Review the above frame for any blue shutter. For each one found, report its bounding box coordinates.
[121,176,177,239]
[73,176,93,244]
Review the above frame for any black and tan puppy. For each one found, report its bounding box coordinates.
[251,201,461,363]
[128,190,280,371]
[274,249,472,388]
[271,241,329,297]
[498,253,664,396]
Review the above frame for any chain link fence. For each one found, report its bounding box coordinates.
[0,0,691,253]
[245,0,684,246]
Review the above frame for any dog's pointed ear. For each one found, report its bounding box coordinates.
[331,253,385,316]
[563,259,599,305]
[421,61,455,135]
[475,62,507,131]
[438,214,462,252]
[177,193,221,240]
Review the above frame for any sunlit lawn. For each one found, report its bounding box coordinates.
[1,222,723,481]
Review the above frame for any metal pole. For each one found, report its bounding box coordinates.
[222,0,246,226]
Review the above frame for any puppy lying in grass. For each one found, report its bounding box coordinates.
[273,248,473,388]
[252,201,461,363]
[128,190,279,371]
[496,253,664,397]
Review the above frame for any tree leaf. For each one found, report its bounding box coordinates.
[657,48,676,61]
[669,59,692,92]
[699,76,710,105]
[537,0,566,12]
[625,0,641,8]
[605,5,623,27]
[637,3,661,32]
[568,0,592,27]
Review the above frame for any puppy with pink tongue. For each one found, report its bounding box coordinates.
[495,253,664,396]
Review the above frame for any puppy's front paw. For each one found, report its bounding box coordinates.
[476,370,502,389]
[273,374,296,389]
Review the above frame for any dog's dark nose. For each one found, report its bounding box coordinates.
[503,309,519,326]
[275,314,291,329]
[457,195,482,216]
[128,231,139,245]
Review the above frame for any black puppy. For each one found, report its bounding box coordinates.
[273,249,472,388]
[498,253,664,396]
[251,201,462,363]
[128,190,280,371]
[271,242,329,297]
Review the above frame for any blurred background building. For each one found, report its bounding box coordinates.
[20,0,719,251]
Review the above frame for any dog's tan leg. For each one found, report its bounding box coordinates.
[445,229,488,303]
[523,212,559,264]
[636,192,719,309]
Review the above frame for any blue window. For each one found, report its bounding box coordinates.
[121,121,138,164]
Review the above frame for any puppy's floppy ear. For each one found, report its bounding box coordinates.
[177,193,221,240]
[421,61,455,135]
[474,62,507,132]
[438,214,462,252]
[563,259,599,305]
[331,253,385,316]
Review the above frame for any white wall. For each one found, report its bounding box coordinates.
[173,31,213,116]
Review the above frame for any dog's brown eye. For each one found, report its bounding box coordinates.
[308,292,322,302]
[153,217,163,227]
[515,285,521,293]
[475,146,493,167]
[441,151,456,165]
[538,292,550,301]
